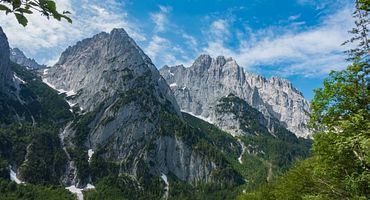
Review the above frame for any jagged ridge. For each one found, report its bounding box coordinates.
[160,54,311,138]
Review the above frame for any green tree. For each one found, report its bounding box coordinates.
[0,0,71,26]
[309,0,370,198]
[343,0,370,60]
[239,1,370,199]
[359,0,370,11]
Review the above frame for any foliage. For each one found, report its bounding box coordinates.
[89,152,119,183]
[309,59,370,198]
[238,158,320,200]
[239,0,370,197]
[11,62,73,124]
[67,147,90,183]
[0,178,75,200]
[0,159,9,180]
[168,176,243,200]
[160,111,244,185]
[0,124,67,185]
[183,112,242,158]
[71,104,102,146]
[84,175,163,200]
[343,0,370,60]
[0,64,72,185]
[359,0,370,11]
[0,0,71,26]
[184,111,311,191]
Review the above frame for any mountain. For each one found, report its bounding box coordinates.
[0,26,75,200]
[0,27,12,93]
[10,48,46,69]
[43,29,243,192]
[0,27,311,200]
[160,55,311,138]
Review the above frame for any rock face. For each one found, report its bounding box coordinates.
[44,29,240,185]
[44,29,179,113]
[0,27,12,92]
[160,55,311,138]
[10,48,46,69]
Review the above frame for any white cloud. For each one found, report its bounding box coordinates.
[146,5,194,67]
[145,35,190,67]
[209,19,231,41]
[150,5,172,33]
[181,33,198,50]
[288,14,301,21]
[0,0,145,66]
[296,0,350,11]
[202,5,354,77]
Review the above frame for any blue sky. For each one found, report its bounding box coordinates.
[0,0,355,99]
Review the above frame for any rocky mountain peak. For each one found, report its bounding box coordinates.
[192,54,212,71]
[45,28,180,114]
[215,55,227,66]
[160,55,312,138]
[41,28,247,187]
[0,27,12,92]
[9,48,46,69]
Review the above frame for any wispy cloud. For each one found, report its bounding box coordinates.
[145,35,191,67]
[145,5,193,67]
[288,14,301,21]
[0,0,354,79]
[150,5,172,33]
[209,19,232,41]
[202,5,354,77]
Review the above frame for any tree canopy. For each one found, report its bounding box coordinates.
[0,0,71,26]
[239,1,370,199]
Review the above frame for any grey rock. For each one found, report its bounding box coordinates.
[45,29,225,184]
[45,29,179,114]
[160,55,311,138]
[0,27,12,92]
[10,48,46,69]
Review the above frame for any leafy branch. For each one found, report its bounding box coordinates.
[0,0,72,26]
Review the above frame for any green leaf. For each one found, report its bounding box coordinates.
[45,0,57,12]
[12,0,22,9]
[14,13,28,27]
[15,8,33,14]
[0,4,12,13]
[52,12,61,21]
[60,14,72,23]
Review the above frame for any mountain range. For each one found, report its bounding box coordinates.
[10,48,46,69]
[160,55,311,138]
[0,27,312,200]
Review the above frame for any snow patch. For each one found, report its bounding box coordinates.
[238,139,246,164]
[85,184,95,189]
[13,74,26,84]
[181,110,214,124]
[42,78,76,97]
[43,68,49,75]
[161,173,169,200]
[9,167,24,184]
[66,186,84,200]
[42,77,79,111]
[88,149,94,163]
[66,90,77,96]
[168,70,174,76]
[170,83,177,87]
[66,184,95,200]
[66,101,77,108]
